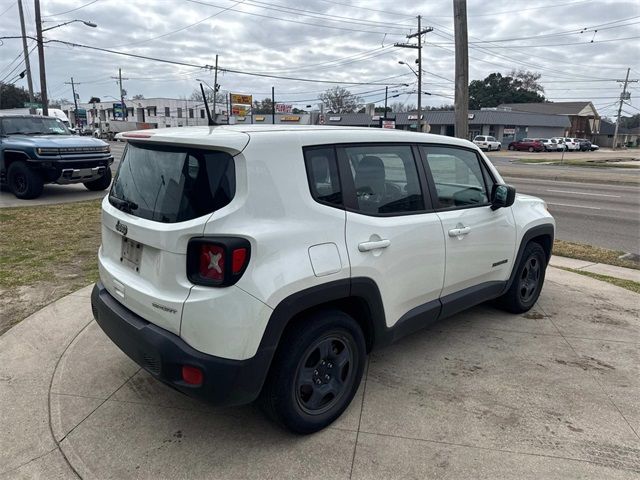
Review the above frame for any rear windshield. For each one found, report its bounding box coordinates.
[110,142,235,223]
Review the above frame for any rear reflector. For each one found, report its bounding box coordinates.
[181,365,204,386]
[232,248,248,274]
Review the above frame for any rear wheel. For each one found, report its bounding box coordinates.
[7,161,44,199]
[528,146,535,152]
[496,242,547,313]
[260,310,366,434]
[83,168,112,191]
[508,145,515,151]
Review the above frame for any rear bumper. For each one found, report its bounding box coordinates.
[91,282,272,407]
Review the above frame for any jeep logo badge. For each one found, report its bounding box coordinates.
[115,220,128,236]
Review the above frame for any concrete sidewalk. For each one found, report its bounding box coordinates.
[550,255,640,283]
[1,267,639,479]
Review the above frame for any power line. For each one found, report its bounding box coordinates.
[0,1,16,17]
[42,0,99,17]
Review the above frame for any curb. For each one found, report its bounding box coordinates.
[550,255,640,283]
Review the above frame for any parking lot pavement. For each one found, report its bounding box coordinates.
[1,268,639,479]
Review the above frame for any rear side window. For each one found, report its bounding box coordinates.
[420,146,490,209]
[342,144,424,215]
[304,146,342,207]
[110,142,235,223]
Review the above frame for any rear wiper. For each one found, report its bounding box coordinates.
[109,194,139,213]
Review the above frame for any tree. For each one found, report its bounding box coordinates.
[357,106,391,113]
[0,83,41,109]
[132,94,145,100]
[468,72,546,110]
[426,104,454,111]
[190,88,226,106]
[620,114,640,129]
[389,102,416,113]
[318,86,361,113]
[508,69,544,93]
[252,98,274,114]
[88,96,101,104]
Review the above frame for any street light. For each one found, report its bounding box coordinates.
[42,19,97,32]
[398,60,418,78]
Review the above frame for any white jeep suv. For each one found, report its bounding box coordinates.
[91,126,554,434]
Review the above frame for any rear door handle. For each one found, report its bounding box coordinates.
[448,226,471,237]
[358,239,391,252]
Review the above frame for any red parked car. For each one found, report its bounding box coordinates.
[508,138,544,152]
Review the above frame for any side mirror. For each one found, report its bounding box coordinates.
[491,184,516,210]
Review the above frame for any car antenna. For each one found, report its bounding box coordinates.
[200,83,216,126]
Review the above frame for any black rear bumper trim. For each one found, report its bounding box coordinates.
[91,282,272,407]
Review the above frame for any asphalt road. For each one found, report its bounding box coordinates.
[504,176,640,254]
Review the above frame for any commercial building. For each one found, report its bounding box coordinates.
[498,101,600,138]
[592,120,639,148]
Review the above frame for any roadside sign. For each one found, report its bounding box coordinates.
[230,93,252,105]
[232,104,251,115]
[380,119,396,129]
[275,104,293,113]
[113,103,124,119]
[280,115,300,122]
[23,102,42,108]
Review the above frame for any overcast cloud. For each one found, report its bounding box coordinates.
[1,0,639,118]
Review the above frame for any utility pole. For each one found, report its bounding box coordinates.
[17,0,35,111]
[34,0,48,116]
[64,77,79,127]
[395,16,432,132]
[453,0,469,140]
[613,68,638,149]
[271,86,275,124]
[111,69,129,121]
[212,54,219,123]
[384,86,388,117]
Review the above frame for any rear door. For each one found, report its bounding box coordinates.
[418,145,516,300]
[99,141,238,334]
[339,143,445,328]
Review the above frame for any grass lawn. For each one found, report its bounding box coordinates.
[553,240,639,270]
[0,199,102,334]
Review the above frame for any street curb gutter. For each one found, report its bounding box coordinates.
[550,255,640,283]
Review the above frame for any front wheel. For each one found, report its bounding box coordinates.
[260,310,366,434]
[508,145,515,151]
[83,168,112,191]
[7,161,44,199]
[496,242,547,314]
[528,146,535,152]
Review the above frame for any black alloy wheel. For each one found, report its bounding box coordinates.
[518,255,541,305]
[295,334,355,415]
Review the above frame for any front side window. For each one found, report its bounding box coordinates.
[304,146,342,207]
[110,143,235,223]
[420,146,490,209]
[342,144,424,215]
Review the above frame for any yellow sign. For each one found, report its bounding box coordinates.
[230,93,252,105]
[281,116,300,122]
[232,104,251,115]
[255,116,265,121]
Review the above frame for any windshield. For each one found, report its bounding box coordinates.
[110,142,235,223]
[1,116,70,135]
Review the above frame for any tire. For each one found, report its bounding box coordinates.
[497,145,501,151]
[528,146,535,152]
[83,168,112,191]
[496,242,547,314]
[508,145,514,151]
[260,310,366,434]
[7,161,44,199]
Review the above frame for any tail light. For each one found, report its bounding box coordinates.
[187,237,251,287]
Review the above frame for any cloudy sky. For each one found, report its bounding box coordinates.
[1,0,639,118]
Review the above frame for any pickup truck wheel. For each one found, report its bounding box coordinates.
[83,168,112,191]
[7,161,44,199]
[496,242,547,314]
[260,310,366,434]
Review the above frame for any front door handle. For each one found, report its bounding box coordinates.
[448,226,471,237]
[358,239,391,252]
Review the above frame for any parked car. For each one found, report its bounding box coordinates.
[552,137,580,151]
[535,138,559,151]
[91,125,554,434]
[0,114,113,199]
[575,138,592,151]
[473,135,501,151]
[590,143,600,151]
[507,138,544,152]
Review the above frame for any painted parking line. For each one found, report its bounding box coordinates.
[547,202,601,210]
[546,189,621,198]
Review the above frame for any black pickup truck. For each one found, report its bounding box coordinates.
[0,114,113,199]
